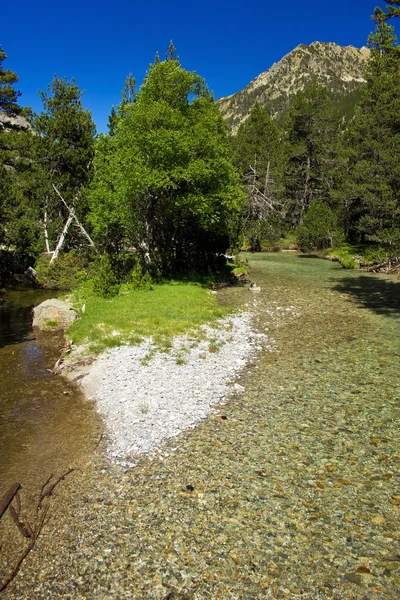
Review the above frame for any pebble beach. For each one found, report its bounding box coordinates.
[80,309,273,464]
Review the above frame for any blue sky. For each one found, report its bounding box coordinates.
[1,0,395,133]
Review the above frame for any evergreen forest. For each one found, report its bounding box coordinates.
[0,1,399,291]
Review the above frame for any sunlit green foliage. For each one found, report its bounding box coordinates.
[296,199,343,252]
[93,254,119,298]
[35,251,96,290]
[68,279,230,353]
[89,56,243,275]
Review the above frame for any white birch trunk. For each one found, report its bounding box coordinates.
[50,214,74,264]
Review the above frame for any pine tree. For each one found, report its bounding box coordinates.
[232,103,284,181]
[0,46,40,271]
[165,40,178,61]
[344,7,400,254]
[231,103,285,249]
[107,105,118,136]
[32,76,96,257]
[0,46,26,116]
[283,82,341,226]
[385,0,400,19]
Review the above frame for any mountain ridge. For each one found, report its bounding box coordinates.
[217,41,370,132]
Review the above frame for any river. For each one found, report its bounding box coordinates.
[1,254,399,599]
[0,289,102,499]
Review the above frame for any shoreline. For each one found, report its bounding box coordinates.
[64,308,274,466]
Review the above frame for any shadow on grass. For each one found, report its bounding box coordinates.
[332,274,400,318]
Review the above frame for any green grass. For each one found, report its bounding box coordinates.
[66,279,231,354]
[325,243,383,269]
[326,245,360,269]
[325,243,392,269]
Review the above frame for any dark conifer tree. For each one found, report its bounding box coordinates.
[32,76,96,255]
[231,103,285,249]
[283,82,341,226]
[0,46,26,116]
[343,7,400,253]
[165,40,178,61]
[0,46,41,271]
[108,105,118,136]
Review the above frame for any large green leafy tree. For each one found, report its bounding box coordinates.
[343,3,400,253]
[89,55,243,274]
[92,71,139,257]
[283,82,341,226]
[32,76,96,256]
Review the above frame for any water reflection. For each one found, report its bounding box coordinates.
[0,290,102,497]
[0,296,35,348]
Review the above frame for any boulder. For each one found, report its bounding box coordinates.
[32,298,78,330]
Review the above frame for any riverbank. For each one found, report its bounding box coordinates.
[2,253,399,599]
[64,305,281,465]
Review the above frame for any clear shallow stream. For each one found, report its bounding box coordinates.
[0,290,101,499]
[1,254,399,599]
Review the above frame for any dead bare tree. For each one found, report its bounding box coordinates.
[243,159,284,249]
[50,185,97,263]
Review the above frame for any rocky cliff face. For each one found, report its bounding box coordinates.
[0,111,31,131]
[218,42,370,132]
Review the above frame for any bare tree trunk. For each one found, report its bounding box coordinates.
[43,206,50,254]
[49,185,97,263]
[264,161,270,194]
[50,214,74,264]
[140,221,152,265]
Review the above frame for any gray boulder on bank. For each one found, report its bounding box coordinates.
[32,299,77,330]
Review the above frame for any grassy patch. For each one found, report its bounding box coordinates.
[67,279,231,354]
[325,243,369,268]
[324,243,391,269]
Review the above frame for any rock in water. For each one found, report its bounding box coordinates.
[249,283,261,292]
[32,299,78,330]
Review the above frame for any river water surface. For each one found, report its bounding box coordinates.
[1,254,399,599]
[0,290,102,499]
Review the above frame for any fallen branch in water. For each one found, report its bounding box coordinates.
[0,469,74,593]
[0,483,21,520]
[0,504,49,593]
[37,468,74,511]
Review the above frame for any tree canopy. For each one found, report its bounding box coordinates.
[89,56,243,274]
[0,46,27,116]
[283,82,341,226]
[341,4,400,253]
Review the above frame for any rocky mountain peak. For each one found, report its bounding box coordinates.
[218,41,370,132]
